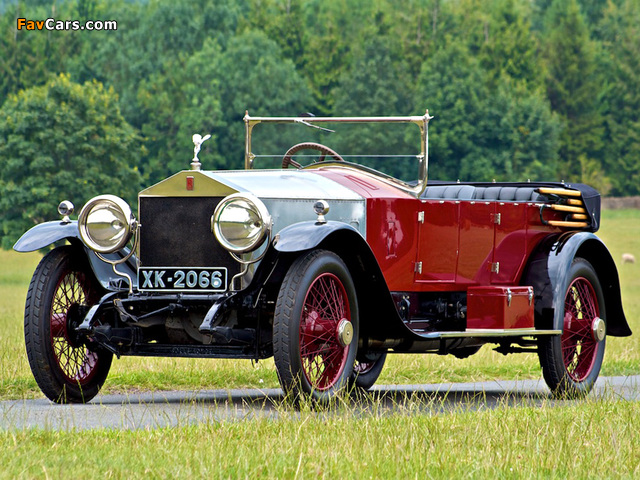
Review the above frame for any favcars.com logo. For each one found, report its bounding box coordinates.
[17,18,117,31]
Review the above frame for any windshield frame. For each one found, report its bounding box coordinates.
[243,111,433,198]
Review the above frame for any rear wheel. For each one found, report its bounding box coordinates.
[24,246,112,403]
[538,258,606,397]
[273,250,358,403]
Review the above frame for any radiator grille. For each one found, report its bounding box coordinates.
[138,196,240,275]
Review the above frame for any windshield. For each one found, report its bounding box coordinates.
[244,112,432,196]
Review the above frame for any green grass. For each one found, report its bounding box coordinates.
[1,399,639,478]
[1,209,639,400]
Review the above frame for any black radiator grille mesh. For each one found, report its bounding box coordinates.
[138,196,240,274]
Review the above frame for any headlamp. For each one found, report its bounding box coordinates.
[78,195,135,254]
[212,193,271,254]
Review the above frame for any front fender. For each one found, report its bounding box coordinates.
[273,220,361,252]
[522,232,631,337]
[13,220,137,291]
[270,220,410,344]
[13,220,81,252]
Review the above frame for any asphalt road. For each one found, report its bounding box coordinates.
[2,375,639,431]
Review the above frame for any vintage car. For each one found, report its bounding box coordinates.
[15,110,631,404]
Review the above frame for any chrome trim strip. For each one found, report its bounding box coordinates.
[419,329,562,339]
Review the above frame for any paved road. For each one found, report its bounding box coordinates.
[2,375,638,431]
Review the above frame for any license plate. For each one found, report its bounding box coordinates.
[138,267,228,292]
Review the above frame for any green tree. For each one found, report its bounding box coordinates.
[296,0,390,114]
[479,0,544,90]
[332,36,415,179]
[542,0,607,189]
[597,0,640,195]
[137,39,224,180]
[212,30,313,168]
[415,43,491,181]
[67,0,247,181]
[578,0,610,27]
[0,2,81,103]
[498,84,562,181]
[416,43,561,182]
[245,0,307,68]
[388,0,444,78]
[532,0,609,31]
[139,30,312,174]
[0,74,142,249]
[70,0,246,127]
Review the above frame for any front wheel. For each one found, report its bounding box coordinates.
[273,250,358,403]
[538,258,606,397]
[24,246,112,403]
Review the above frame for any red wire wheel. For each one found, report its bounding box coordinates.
[24,246,112,403]
[562,277,601,382]
[538,258,606,397]
[274,250,358,403]
[298,273,351,390]
[49,270,101,384]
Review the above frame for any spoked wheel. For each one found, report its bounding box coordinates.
[538,258,606,398]
[24,246,112,403]
[350,352,387,390]
[273,250,358,403]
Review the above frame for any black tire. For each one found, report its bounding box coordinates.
[538,258,606,397]
[350,352,387,390]
[273,250,358,403]
[24,246,112,403]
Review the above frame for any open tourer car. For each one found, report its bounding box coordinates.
[15,110,631,403]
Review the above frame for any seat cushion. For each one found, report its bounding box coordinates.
[421,185,477,200]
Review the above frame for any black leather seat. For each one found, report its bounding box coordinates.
[421,184,544,202]
[420,185,477,200]
[474,186,543,202]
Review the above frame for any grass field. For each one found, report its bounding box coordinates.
[1,399,640,478]
[1,210,639,478]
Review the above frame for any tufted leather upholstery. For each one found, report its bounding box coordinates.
[421,184,544,202]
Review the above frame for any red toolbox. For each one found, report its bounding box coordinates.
[466,286,535,330]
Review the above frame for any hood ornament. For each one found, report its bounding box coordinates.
[191,133,211,171]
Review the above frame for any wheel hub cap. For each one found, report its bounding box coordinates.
[336,319,353,347]
[591,316,606,342]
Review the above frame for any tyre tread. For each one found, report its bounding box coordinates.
[23,246,112,403]
[538,257,606,397]
[273,250,358,402]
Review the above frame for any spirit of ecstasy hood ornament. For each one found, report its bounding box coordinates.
[191,133,211,171]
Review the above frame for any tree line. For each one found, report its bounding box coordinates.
[1,0,639,247]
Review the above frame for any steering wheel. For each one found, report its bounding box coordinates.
[281,142,345,169]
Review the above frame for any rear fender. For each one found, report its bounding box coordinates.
[522,232,630,337]
[13,220,137,291]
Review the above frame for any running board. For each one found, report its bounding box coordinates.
[418,328,561,339]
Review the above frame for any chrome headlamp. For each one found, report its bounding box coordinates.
[212,193,271,254]
[78,195,136,254]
